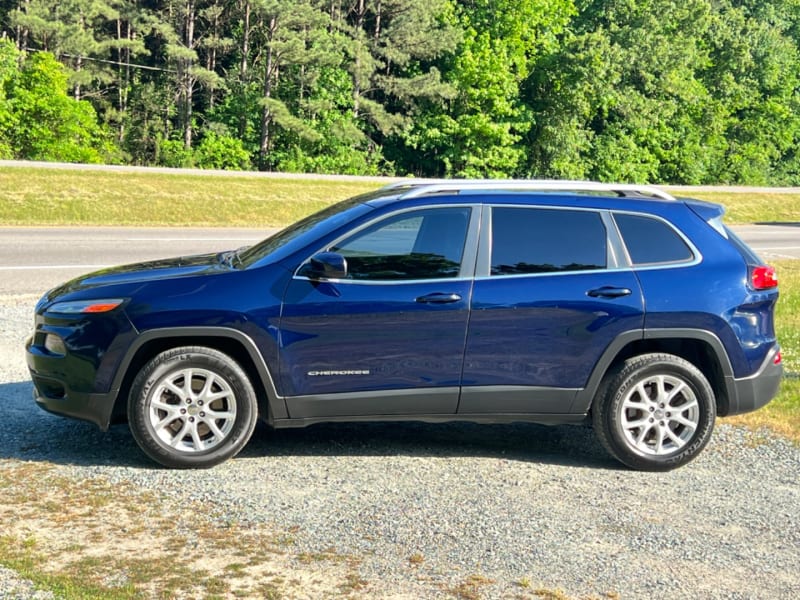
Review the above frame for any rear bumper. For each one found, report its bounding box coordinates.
[724,346,783,416]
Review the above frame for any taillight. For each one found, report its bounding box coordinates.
[774,351,782,365]
[750,265,778,290]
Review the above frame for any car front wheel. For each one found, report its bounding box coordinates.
[592,353,716,471]
[128,346,258,468]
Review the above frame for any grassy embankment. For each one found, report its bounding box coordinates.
[1,166,799,226]
[0,167,380,227]
[0,165,797,442]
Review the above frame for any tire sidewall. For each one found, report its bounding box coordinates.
[603,356,716,471]
[129,347,257,468]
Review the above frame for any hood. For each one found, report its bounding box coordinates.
[46,252,228,300]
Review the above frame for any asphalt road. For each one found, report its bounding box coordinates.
[0,227,271,295]
[0,224,797,296]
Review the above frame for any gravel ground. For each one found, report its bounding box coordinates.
[1,294,799,599]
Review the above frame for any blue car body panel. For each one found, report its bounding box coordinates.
[462,270,645,394]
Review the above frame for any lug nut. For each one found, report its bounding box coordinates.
[198,400,204,406]
[189,417,195,422]
[180,408,186,414]
[200,412,205,417]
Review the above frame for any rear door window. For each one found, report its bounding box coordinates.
[490,207,607,275]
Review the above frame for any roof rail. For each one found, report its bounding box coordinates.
[382,179,676,202]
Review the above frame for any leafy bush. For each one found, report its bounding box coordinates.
[0,41,117,163]
[194,132,251,170]
[156,138,194,168]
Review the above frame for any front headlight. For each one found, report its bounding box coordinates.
[48,299,125,314]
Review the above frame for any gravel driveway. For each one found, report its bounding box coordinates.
[1,294,799,599]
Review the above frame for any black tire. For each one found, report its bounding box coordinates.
[592,353,716,471]
[128,346,258,468]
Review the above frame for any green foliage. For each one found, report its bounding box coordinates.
[402,0,574,178]
[156,138,194,168]
[0,40,117,163]
[1,0,799,183]
[195,132,251,170]
[525,0,800,184]
[0,40,17,159]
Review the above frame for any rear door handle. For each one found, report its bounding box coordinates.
[587,286,632,299]
[415,292,462,304]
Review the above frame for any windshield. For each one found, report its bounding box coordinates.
[237,196,374,268]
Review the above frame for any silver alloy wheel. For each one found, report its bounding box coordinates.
[619,374,700,456]
[148,367,238,453]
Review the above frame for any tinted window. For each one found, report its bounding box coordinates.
[491,208,607,275]
[614,213,693,265]
[330,207,470,281]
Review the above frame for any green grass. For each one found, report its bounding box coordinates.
[723,259,800,441]
[0,167,379,227]
[688,192,800,225]
[1,166,800,227]
[0,539,139,600]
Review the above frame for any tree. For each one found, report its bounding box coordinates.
[403,0,574,178]
[526,0,725,183]
[0,38,18,158]
[1,41,116,161]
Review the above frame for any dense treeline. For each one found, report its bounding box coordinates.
[1,0,799,183]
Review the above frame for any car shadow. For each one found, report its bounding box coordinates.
[0,380,620,471]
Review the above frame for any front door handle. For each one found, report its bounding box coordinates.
[416,292,462,304]
[587,286,632,299]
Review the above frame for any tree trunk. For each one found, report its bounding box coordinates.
[183,0,196,150]
[74,55,82,101]
[237,0,252,137]
[240,0,251,77]
[352,0,366,118]
[15,0,26,50]
[258,16,278,171]
[375,0,381,42]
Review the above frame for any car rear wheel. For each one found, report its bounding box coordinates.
[128,346,258,468]
[592,353,716,471]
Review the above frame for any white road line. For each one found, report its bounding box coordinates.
[0,265,111,270]
[757,246,800,250]
[122,238,259,241]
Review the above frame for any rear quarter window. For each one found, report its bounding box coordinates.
[614,213,693,265]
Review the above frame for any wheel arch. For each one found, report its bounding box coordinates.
[108,327,286,426]
[573,328,735,416]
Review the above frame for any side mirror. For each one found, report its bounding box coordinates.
[306,252,348,280]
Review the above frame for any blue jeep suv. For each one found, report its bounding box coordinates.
[25,180,782,470]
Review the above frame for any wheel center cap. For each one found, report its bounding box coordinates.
[187,404,200,416]
[654,409,665,420]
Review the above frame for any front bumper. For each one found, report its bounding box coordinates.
[26,338,117,430]
[724,345,783,416]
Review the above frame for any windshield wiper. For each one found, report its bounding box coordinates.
[220,246,250,269]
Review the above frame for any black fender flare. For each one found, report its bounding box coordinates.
[571,328,736,414]
[109,326,287,421]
